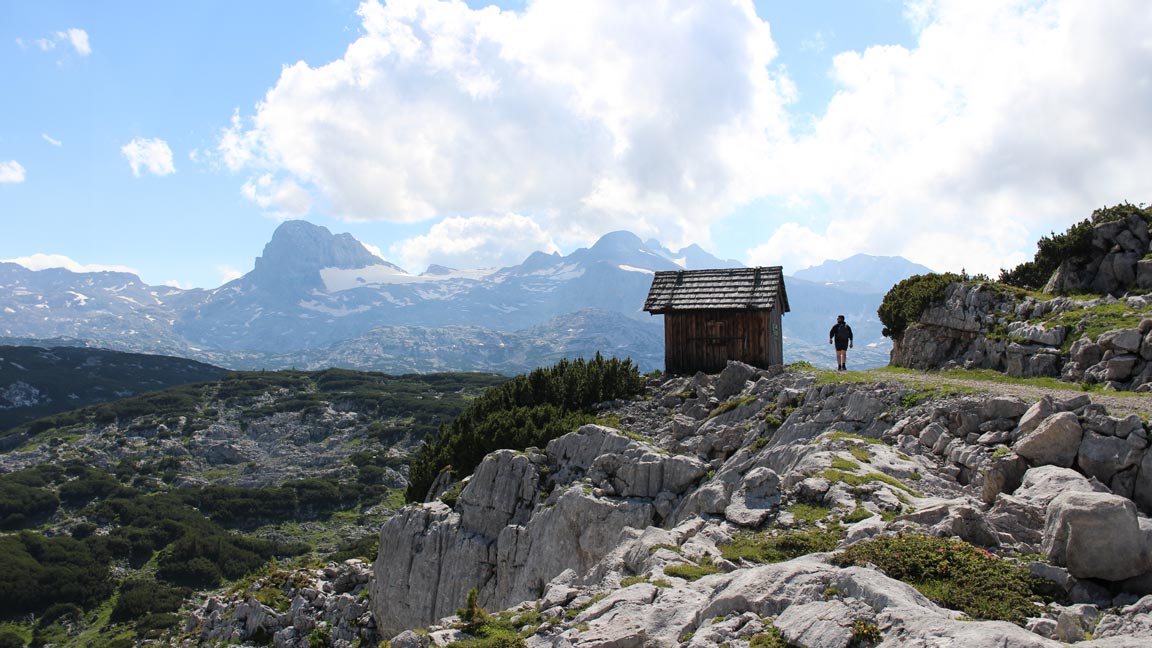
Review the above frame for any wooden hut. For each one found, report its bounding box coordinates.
[643,266,789,374]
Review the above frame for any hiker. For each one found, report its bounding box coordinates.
[829,315,853,371]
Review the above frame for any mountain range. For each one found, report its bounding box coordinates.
[0,221,931,373]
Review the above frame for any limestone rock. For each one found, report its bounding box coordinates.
[714,361,756,402]
[1042,491,1150,581]
[723,467,781,527]
[1077,431,1141,484]
[1014,412,1083,467]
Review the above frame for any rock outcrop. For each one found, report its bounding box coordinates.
[183,559,376,648]
[371,363,1152,646]
[889,213,1152,391]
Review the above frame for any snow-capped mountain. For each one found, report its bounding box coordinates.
[0,221,919,373]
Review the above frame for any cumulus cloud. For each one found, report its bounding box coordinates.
[221,0,793,242]
[3,253,136,274]
[121,138,176,177]
[59,28,91,56]
[392,213,559,272]
[241,174,312,218]
[219,0,1151,273]
[0,161,26,183]
[746,222,835,275]
[771,0,1152,275]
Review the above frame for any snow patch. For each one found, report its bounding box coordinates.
[320,265,496,292]
[66,291,89,305]
[617,265,655,275]
[298,300,373,316]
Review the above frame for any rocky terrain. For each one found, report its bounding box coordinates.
[890,208,1152,391]
[357,362,1152,648]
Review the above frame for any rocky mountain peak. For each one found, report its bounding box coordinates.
[243,220,395,295]
[254,220,386,276]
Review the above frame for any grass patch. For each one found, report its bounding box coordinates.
[821,469,922,497]
[648,543,680,554]
[841,502,874,523]
[709,396,760,419]
[849,446,872,463]
[830,457,861,472]
[617,429,649,443]
[787,503,831,524]
[822,431,886,445]
[720,528,843,564]
[664,557,722,581]
[832,534,1052,625]
[620,576,647,587]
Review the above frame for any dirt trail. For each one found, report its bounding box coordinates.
[862,370,1152,418]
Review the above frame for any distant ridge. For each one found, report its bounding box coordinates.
[793,253,934,294]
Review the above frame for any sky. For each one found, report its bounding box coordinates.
[1,0,1150,289]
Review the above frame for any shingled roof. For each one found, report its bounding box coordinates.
[643,266,789,314]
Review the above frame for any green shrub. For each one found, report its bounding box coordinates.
[110,579,190,622]
[407,356,643,502]
[748,627,789,648]
[998,203,1152,290]
[831,534,1049,624]
[0,630,22,648]
[720,528,842,564]
[0,532,112,617]
[878,273,963,338]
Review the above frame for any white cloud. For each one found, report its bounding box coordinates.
[0,161,26,183]
[42,133,62,147]
[18,28,91,57]
[217,0,1152,273]
[771,0,1152,276]
[240,174,312,218]
[121,137,176,177]
[221,0,793,244]
[217,265,244,284]
[392,213,559,271]
[59,28,91,56]
[3,253,136,274]
[746,223,834,275]
[800,30,829,53]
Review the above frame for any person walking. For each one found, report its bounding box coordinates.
[829,315,853,371]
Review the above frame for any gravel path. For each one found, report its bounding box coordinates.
[874,370,1152,417]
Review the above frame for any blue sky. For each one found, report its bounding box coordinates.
[2,0,1149,288]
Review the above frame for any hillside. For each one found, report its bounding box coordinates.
[0,345,227,434]
[0,368,505,646]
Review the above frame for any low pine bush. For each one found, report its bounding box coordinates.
[407,355,644,502]
[878,273,963,338]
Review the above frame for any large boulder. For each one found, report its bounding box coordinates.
[1077,431,1141,484]
[1014,412,1083,467]
[714,361,757,402]
[1042,491,1150,581]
